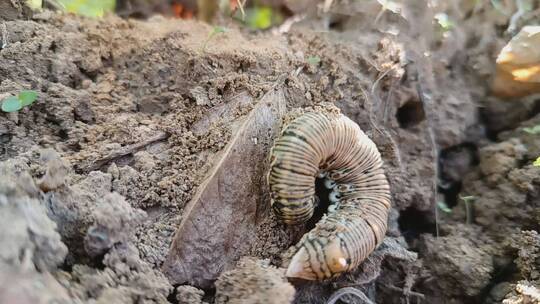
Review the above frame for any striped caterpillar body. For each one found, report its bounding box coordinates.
[267,112,391,280]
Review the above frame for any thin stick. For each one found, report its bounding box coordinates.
[83,132,169,172]
[1,23,9,49]
[415,72,439,238]
[236,0,246,20]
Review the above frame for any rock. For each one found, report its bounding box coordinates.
[36,149,69,192]
[162,89,287,288]
[214,257,295,304]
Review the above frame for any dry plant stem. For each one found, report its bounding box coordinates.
[236,0,246,19]
[83,131,169,172]
[464,199,474,225]
[415,76,439,237]
[363,72,403,170]
[388,285,425,301]
[326,287,375,304]
[1,23,8,49]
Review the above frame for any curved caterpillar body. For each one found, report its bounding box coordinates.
[267,112,391,280]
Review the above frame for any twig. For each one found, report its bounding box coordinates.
[362,71,403,170]
[388,285,425,300]
[460,195,475,225]
[44,0,64,10]
[83,132,169,172]
[507,0,533,34]
[1,23,9,49]
[415,71,439,238]
[322,0,334,12]
[326,287,375,304]
[236,0,246,20]
[275,14,306,34]
[371,68,392,97]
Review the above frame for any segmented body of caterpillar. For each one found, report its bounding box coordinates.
[267,112,391,280]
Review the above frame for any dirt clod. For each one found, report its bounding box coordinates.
[36,148,69,192]
[0,159,67,271]
[0,265,71,304]
[511,231,540,283]
[419,233,493,298]
[84,192,147,257]
[176,285,206,304]
[214,257,295,304]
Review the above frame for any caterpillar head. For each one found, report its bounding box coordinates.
[285,237,350,280]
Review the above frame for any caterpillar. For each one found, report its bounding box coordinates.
[267,111,391,280]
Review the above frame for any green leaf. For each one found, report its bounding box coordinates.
[437,201,452,213]
[523,125,540,134]
[307,56,321,66]
[18,90,38,107]
[1,96,22,112]
[26,0,43,10]
[243,6,280,30]
[434,13,454,31]
[56,0,115,18]
[460,195,476,203]
[534,156,540,167]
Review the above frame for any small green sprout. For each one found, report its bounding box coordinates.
[307,56,321,66]
[1,90,38,113]
[460,195,475,224]
[523,125,540,134]
[437,201,452,213]
[533,156,540,167]
[201,26,227,52]
[434,13,455,32]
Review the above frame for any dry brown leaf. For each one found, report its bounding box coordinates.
[162,88,287,288]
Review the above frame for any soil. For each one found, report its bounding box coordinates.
[0,1,539,304]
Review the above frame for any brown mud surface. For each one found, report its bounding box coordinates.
[0,1,539,303]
